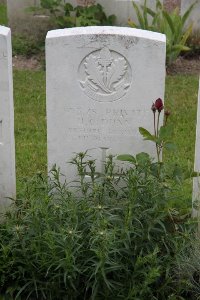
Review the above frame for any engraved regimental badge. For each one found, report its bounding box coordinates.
[78,47,132,102]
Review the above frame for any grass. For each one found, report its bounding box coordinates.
[165,75,199,164]
[14,70,199,201]
[0,3,7,26]
[165,75,199,208]
[14,70,46,191]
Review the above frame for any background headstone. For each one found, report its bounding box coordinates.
[0,26,16,212]
[193,77,200,217]
[181,0,200,32]
[67,0,163,26]
[6,0,51,40]
[164,0,181,12]
[6,0,163,36]
[46,26,166,182]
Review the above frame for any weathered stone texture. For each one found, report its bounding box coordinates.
[46,26,166,182]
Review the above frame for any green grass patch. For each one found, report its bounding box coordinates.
[165,75,199,207]
[0,3,7,26]
[12,35,45,57]
[165,75,199,165]
[14,70,46,191]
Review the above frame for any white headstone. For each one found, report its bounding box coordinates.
[181,0,200,32]
[46,27,166,182]
[193,77,200,217]
[7,0,50,39]
[65,0,162,26]
[0,26,16,212]
[7,0,163,36]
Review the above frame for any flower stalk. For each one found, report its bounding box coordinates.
[153,98,164,164]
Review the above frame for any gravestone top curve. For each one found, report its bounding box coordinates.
[0,26,10,36]
[46,26,166,42]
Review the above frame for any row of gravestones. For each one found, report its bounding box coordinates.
[0,24,200,213]
[7,0,161,34]
[6,0,200,39]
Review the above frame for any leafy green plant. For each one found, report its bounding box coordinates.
[0,100,197,299]
[34,0,116,28]
[185,31,200,58]
[12,35,44,57]
[129,0,196,65]
[177,238,200,299]
[118,98,174,176]
[118,98,197,184]
[0,159,195,299]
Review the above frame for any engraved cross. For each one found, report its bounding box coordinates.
[0,52,7,60]
[0,120,3,145]
[84,147,109,181]
[100,147,109,174]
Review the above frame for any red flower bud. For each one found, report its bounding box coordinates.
[164,110,171,117]
[151,103,156,113]
[155,98,164,112]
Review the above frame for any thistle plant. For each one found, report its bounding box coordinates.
[139,98,174,164]
[118,98,176,179]
[118,98,199,187]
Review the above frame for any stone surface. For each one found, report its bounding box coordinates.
[181,0,200,32]
[67,0,163,26]
[194,77,200,173]
[0,26,16,212]
[193,77,200,217]
[6,0,162,34]
[163,0,181,12]
[46,26,166,182]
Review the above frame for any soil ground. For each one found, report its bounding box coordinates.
[167,56,200,75]
[13,55,43,71]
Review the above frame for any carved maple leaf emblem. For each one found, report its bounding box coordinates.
[107,58,127,90]
[85,55,111,93]
[84,48,127,94]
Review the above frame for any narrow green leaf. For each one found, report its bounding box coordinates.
[180,24,193,45]
[171,45,190,52]
[142,6,156,18]
[162,11,175,34]
[182,1,197,26]
[136,152,150,163]
[143,0,148,29]
[117,154,136,163]
[139,127,156,142]
[132,1,145,28]
[128,20,137,28]
[159,125,173,140]
[164,143,177,151]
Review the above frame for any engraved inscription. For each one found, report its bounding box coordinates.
[0,120,2,145]
[78,47,132,102]
[100,147,109,173]
[77,0,95,6]
[65,107,149,143]
[0,51,7,60]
